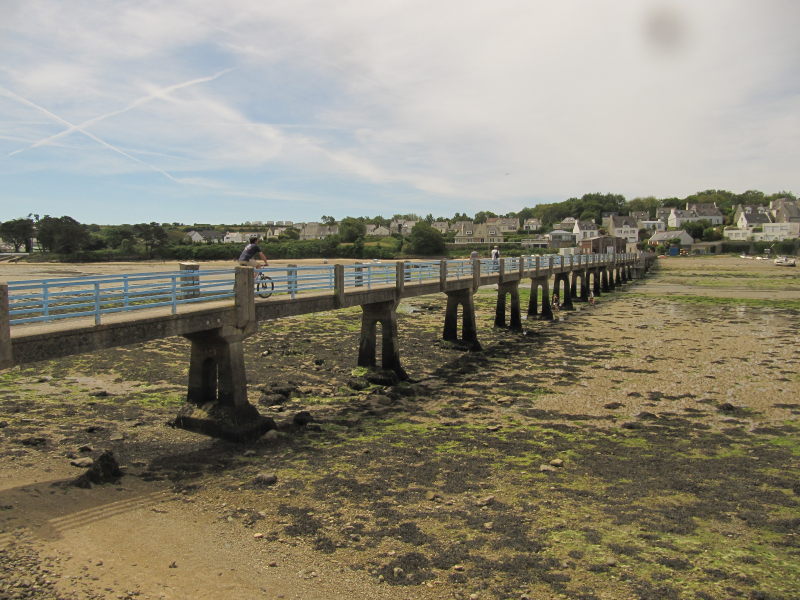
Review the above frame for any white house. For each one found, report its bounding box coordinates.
[668,209,706,228]
[573,220,599,240]
[185,230,225,244]
[649,230,694,246]
[604,215,639,243]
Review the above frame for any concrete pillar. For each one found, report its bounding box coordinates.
[334,264,345,306]
[443,288,481,350]
[528,277,553,320]
[495,281,522,330]
[179,262,200,299]
[175,328,273,442]
[592,268,602,297]
[555,273,574,310]
[579,270,589,302]
[570,271,578,299]
[234,266,256,332]
[357,300,408,380]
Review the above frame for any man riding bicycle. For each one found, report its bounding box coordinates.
[238,236,269,267]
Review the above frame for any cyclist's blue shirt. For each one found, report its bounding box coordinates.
[239,243,261,261]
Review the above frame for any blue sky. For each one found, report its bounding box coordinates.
[1,0,798,225]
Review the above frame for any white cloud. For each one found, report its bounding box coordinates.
[1,0,798,223]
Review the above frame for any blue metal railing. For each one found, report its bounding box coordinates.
[6,253,620,326]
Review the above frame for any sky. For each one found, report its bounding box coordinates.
[1,0,798,225]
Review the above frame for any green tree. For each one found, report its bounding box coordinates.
[0,218,35,252]
[320,215,336,225]
[338,217,366,243]
[407,221,445,255]
[36,216,90,253]
[683,219,711,240]
[104,224,137,249]
[473,211,497,224]
[278,227,300,240]
[133,222,168,258]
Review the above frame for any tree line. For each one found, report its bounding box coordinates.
[1,189,794,260]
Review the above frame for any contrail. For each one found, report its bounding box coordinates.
[8,68,233,157]
[0,85,181,183]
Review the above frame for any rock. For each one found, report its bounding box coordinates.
[627,392,642,397]
[621,421,642,429]
[476,495,495,507]
[19,436,48,447]
[549,458,564,467]
[453,564,465,572]
[636,412,657,420]
[604,402,624,409]
[346,378,369,391]
[70,457,94,468]
[293,411,314,426]
[109,433,124,441]
[0,421,7,428]
[243,450,256,457]
[89,390,109,397]
[718,402,738,413]
[482,522,493,530]
[253,533,264,539]
[263,430,280,442]
[371,395,393,406]
[364,370,399,386]
[539,464,558,472]
[392,567,404,578]
[425,491,441,501]
[486,425,501,432]
[71,451,123,488]
[85,425,103,433]
[252,472,278,487]
[78,445,93,453]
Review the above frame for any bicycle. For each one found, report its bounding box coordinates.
[256,271,274,298]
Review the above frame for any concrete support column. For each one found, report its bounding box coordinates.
[495,280,522,330]
[592,268,602,297]
[175,327,273,442]
[528,277,553,320]
[555,273,574,310]
[358,300,408,380]
[570,271,578,299]
[579,270,589,302]
[443,288,481,350]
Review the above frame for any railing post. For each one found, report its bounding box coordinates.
[288,263,298,298]
[439,259,447,291]
[0,284,12,368]
[334,264,345,306]
[498,257,506,282]
[93,282,101,325]
[354,262,363,287]
[234,266,255,329]
[171,275,178,314]
[396,261,405,296]
[179,262,200,300]
[472,258,480,290]
[42,282,50,318]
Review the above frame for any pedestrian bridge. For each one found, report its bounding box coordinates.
[0,252,653,440]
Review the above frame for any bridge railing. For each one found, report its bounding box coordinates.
[7,269,235,325]
[5,254,629,327]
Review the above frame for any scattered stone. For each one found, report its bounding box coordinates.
[293,411,314,426]
[549,458,564,467]
[371,395,393,406]
[252,472,278,487]
[89,390,109,397]
[253,533,264,539]
[85,425,103,433]
[392,567,404,578]
[482,522,493,530]
[263,429,280,442]
[453,564,465,572]
[78,444,93,453]
[539,464,558,472]
[109,433,125,441]
[0,421,7,428]
[268,561,278,567]
[168,562,177,568]
[476,495,495,507]
[71,451,123,488]
[627,392,642,397]
[346,378,369,391]
[242,450,256,457]
[604,402,624,409]
[486,425,501,432]
[636,411,657,420]
[718,402,738,413]
[19,436,48,447]
[425,491,442,501]
[70,457,94,468]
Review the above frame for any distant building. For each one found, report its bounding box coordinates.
[603,215,639,243]
[453,222,504,245]
[579,235,626,254]
[573,220,599,241]
[648,230,694,247]
[185,230,224,244]
[522,218,542,232]
[485,217,519,233]
[685,202,724,226]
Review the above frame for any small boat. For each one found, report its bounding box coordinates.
[774,256,797,267]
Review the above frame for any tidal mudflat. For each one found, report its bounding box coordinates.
[0,255,798,599]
